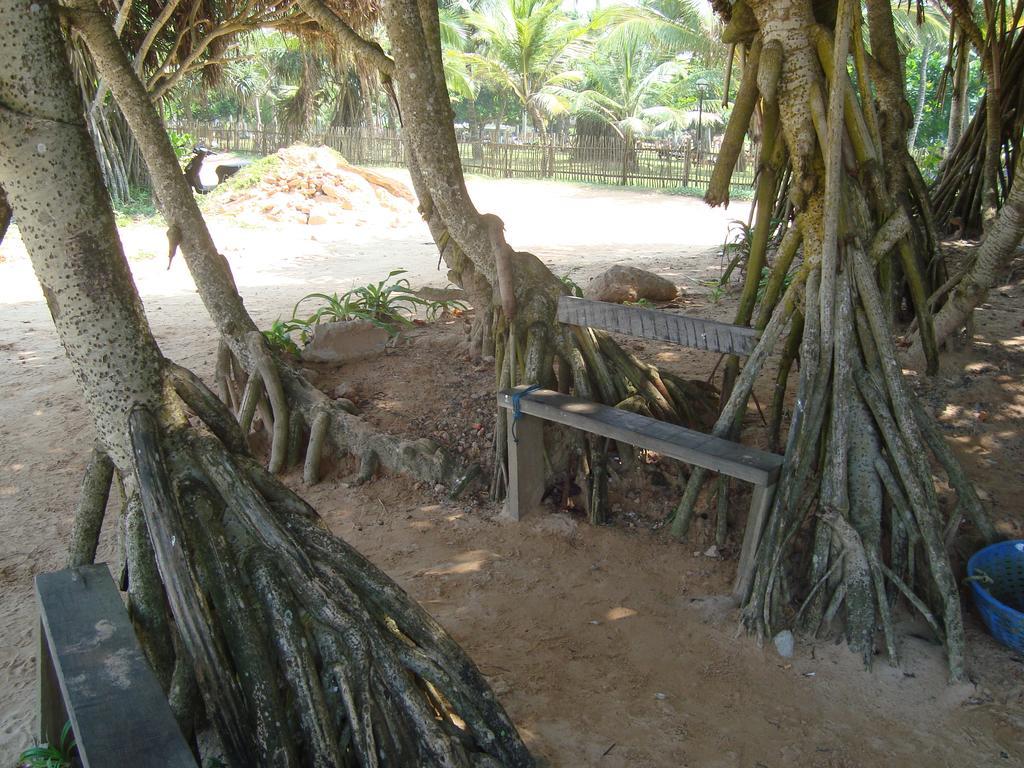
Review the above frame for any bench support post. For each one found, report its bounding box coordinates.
[505,410,545,521]
[37,616,65,748]
[733,481,776,603]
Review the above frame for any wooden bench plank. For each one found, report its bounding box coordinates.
[498,387,782,486]
[557,296,760,356]
[36,565,198,768]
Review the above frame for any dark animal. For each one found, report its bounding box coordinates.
[183,146,250,193]
[183,146,215,194]
[214,160,249,184]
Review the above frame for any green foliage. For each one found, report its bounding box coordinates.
[206,153,281,197]
[624,298,655,307]
[263,319,304,356]
[705,281,726,304]
[168,129,195,160]
[113,187,160,226]
[559,267,585,297]
[717,218,753,285]
[265,271,466,352]
[292,270,425,335]
[19,722,76,768]
[459,0,595,128]
[914,141,947,184]
[666,184,754,201]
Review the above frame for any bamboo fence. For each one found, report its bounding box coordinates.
[170,121,757,193]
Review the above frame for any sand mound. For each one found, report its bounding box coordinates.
[208,144,416,228]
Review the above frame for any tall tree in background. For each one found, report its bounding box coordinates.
[461,0,592,136]
[892,2,949,150]
[4,0,535,764]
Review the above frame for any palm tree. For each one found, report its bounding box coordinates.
[598,0,726,69]
[571,37,687,141]
[461,0,592,138]
[566,32,689,180]
[892,1,949,149]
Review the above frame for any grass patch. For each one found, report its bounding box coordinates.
[113,188,162,226]
[205,153,282,199]
[665,184,755,201]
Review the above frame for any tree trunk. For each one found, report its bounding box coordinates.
[946,31,969,157]
[694,0,990,680]
[912,150,1024,358]
[379,0,718,509]
[908,39,931,150]
[467,97,484,163]
[0,3,534,765]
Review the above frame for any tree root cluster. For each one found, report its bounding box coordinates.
[687,0,999,679]
[210,331,475,492]
[75,370,534,767]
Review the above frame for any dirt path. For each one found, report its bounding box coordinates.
[2,174,1023,766]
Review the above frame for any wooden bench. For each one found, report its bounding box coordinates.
[498,296,783,600]
[36,564,198,768]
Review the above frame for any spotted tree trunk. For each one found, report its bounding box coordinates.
[694,0,998,680]
[0,2,532,765]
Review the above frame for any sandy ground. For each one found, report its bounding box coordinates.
[2,172,1024,767]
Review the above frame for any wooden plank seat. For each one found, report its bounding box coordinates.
[499,296,783,600]
[557,295,761,356]
[36,564,198,768]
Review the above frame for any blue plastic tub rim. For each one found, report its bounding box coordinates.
[967,540,1024,654]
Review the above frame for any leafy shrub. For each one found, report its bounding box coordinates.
[264,270,466,353]
[167,130,195,160]
[262,319,304,356]
[913,142,946,184]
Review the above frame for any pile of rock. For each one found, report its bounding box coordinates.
[210,144,416,227]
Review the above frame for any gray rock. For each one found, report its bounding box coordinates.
[415,285,467,302]
[773,629,795,658]
[584,265,678,304]
[302,320,388,364]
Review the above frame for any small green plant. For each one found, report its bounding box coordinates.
[19,722,76,768]
[718,218,754,284]
[262,319,304,356]
[167,130,195,160]
[558,268,584,298]
[422,288,468,320]
[706,282,726,304]
[266,270,464,352]
[623,298,655,308]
